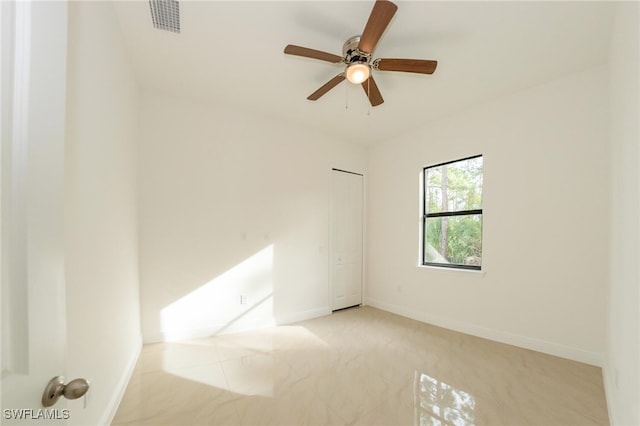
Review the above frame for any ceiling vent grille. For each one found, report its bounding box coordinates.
[149,0,180,33]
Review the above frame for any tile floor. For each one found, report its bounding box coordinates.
[112,306,609,425]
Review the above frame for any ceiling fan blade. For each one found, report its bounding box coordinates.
[284,45,343,63]
[357,0,398,54]
[307,74,346,101]
[361,76,384,106]
[375,58,438,74]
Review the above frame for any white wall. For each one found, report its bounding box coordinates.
[138,92,365,342]
[606,2,639,425]
[64,2,141,425]
[365,65,610,365]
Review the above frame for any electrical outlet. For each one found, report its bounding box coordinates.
[240,295,248,305]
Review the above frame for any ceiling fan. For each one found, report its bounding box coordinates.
[284,0,437,107]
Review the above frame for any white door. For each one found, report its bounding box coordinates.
[1,2,69,423]
[331,169,363,311]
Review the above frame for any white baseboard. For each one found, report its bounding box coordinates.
[99,334,142,426]
[143,307,332,344]
[365,297,604,366]
[275,307,331,325]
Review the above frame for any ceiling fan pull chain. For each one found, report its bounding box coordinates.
[367,78,371,116]
[345,82,349,110]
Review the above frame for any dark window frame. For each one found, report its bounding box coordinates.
[422,154,483,271]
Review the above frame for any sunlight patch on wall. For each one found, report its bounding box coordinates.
[160,245,275,341]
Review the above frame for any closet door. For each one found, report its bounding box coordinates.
[331,169,363,311]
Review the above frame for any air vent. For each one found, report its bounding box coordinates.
[149,0,180,33]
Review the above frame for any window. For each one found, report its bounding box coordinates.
[422,155,483,270]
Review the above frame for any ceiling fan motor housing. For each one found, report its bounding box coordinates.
[343,36,370,65]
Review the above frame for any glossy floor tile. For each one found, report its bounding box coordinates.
[112,306,609,425]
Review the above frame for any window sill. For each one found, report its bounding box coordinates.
[417,264,486,277]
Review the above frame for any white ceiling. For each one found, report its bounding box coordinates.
[113,1,615,145]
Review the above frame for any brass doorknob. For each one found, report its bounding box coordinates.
[42,376,90,407]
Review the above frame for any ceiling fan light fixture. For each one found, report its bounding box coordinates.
[346,62,370,84]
